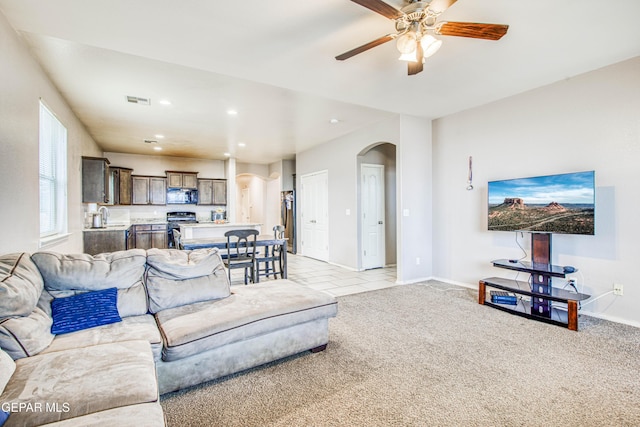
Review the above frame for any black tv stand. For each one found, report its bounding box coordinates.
[479,233,591,331]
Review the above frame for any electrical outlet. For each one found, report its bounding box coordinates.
[416,257,420,265]
[613,283,623,296]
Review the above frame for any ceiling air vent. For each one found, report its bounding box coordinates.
[126,96,151,105]
[143,139,158,144]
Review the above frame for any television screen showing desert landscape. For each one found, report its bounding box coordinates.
[488,171,595,235]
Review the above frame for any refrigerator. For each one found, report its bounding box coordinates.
[281,191,296,253]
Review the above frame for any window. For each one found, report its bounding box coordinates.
[39,101,68,241]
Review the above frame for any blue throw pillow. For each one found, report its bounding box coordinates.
[50,287,122,335]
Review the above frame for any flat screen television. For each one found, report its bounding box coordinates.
[488,171,595,235]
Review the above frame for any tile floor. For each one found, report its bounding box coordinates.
[229,253,398,296]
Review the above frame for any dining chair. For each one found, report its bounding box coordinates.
[255,225,285,283]
[172,229,183,250]
[223,229,258,285]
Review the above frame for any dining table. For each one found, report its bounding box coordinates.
[181,234,288,279]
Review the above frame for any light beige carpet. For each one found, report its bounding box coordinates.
[161,282,640,426]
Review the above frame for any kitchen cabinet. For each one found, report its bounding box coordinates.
[83,227,130,255]
[132,224,167,249]
[166,171,198,189]
[197,179,227,205]
[132,176,166,205]
[82,156,110,203]
[108,167,132,205]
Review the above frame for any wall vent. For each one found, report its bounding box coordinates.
[127,96,151,105]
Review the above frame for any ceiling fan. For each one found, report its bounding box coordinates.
[335,0,509,75]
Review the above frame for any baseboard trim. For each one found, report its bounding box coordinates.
[395,276,434,285]
[429,277,477,290]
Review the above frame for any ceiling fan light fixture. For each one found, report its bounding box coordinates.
[398,51,418,63]
[421,35,442,58]
[396,32,417,54]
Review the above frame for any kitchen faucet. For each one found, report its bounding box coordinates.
[98,206,109,225]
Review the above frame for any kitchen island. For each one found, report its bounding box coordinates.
[179,222,262,239]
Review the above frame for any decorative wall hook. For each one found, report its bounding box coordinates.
[466,156,473,190]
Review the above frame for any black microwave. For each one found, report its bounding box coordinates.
[166,188,198,204]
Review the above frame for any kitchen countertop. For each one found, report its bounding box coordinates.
[83,224,131,232]
[131,219,168,224]
[179,222,262,228]
[84,219,168,231]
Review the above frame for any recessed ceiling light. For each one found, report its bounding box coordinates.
[154,134,164,139]
[223,152,231,157]
[153,146,162,151]
[330,118,340,124]
[159,99,172,105]
[227,109,238,116]
[238,142,246,148]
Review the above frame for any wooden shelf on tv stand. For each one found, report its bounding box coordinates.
[479,275,590,331]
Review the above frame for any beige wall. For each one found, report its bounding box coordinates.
[296,115,433,283]
[104,152,226,179]
[432,56,640,327]
[0,12,101,254]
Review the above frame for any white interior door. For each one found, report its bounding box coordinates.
[361,164,385,270]
[301,170,329,261]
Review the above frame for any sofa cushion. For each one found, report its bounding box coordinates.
[155,280,338,362]
[50,288,122,335]
[146,248,225,279]
[0,303,54,360]
[32,250,148,317]
[0,348,16,394]
[145,248,230,314]
[1,340,158,427]
[41,314,164,362]
[0,253,44,318]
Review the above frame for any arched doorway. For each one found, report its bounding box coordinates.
[235,173,281,231]
[357,142,397,270]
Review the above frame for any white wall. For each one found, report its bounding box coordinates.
[432,56,640,327]
[104,152,226,178]
[296,115,433,283]
[0,12,101,254]
[396,116,433,282]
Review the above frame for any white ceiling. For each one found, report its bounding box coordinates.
[1,0,639,164]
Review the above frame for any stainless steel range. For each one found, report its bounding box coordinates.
[166,211,197,248]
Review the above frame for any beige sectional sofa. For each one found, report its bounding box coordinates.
[0,249,337,426]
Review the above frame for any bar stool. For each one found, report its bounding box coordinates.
[254,225,285,283]
[223,229,258,285]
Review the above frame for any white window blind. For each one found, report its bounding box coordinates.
[39,101,67,238]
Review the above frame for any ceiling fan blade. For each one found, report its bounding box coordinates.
[427,0,458,14]
[407,44,424,75]
[335,34,396,61]
[407,61,423,75]
[349,0,404,20]
[436,22,509,40]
